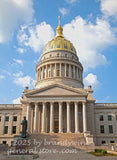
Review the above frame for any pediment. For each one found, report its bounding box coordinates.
[25,84,87,97]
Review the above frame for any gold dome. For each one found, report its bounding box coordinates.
[43,16,77,55]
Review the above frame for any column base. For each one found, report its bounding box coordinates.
[67,131,72,133]
[41,131,46,133]
[49,131,54,134]
[75,131,80,134]
[59,131,63,133]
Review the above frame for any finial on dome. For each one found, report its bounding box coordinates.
[56,16,64,38]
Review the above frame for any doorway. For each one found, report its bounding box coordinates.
[54,121,59,133]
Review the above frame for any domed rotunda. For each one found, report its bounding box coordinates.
[35,17,83,88]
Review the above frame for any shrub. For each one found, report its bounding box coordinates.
[94,149,107,155]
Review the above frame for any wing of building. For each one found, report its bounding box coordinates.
[0,18,117,146]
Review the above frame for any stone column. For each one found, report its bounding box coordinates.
[75,102,79,133]
[9,114,13,135]
[50,102,54,133]
[55,63,57,77]
[76,67,78,80]
[83,102,87,132]
[27,103,31,133]
[60,63,62,77]
[67,102,71,133]
[1,114,5,135]
[42,102,46,132]
[42,66,44,79]
[59,102,63,133]
[73,66,75,79]
[65,64,67,77]
[50,64,52,77]
[69,64,71,78]
[34,103,39,133]
[45,65,47,78]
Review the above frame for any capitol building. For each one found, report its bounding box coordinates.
[0,18,117,146]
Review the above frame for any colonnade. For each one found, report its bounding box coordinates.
[27,101,87,133]
[37,63,82,81]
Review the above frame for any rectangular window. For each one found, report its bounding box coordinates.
[13,116,17,121]
[0,116,1,122]
[116,115,117,120]
[12,126,16,134]
[108,115,112,121]
[2,141,6,144]
[5,116,9,122]
[110,141,114,143]
[109,125,113,133]
[4,126,8,134]
[99,115,104,121]
[101,140,106,144]
[100,125,105,133]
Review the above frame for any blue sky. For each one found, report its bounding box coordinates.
[0,0,117,104]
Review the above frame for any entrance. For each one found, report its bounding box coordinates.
[54,121,59,133]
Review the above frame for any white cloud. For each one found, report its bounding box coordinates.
[0,75,5,79]
[65,0,78,3]
[13,71,23,77]
[0,0,34,43]
[63,16,117,70]
[13,71,35,88]
[17,48,26,54]
[100,0,117,17]
[84,73,100,89]
[59,8,69,16]
[12,97,22,104]
[13,59,23,66]
[17,22,55,53]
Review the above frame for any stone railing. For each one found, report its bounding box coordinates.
[37,55,81,66]
[96,103,117,107]
[0,104,22,108]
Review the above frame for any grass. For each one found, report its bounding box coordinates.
[89,152,117,157]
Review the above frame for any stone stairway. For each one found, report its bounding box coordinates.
[27,133,88,153]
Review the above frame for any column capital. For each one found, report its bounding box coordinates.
[42,102,46,105]
[82,101,86,105]
[35,102,39,106]
[66,102,70,105]
[27,102,31,106]
[74,101,79,105]
[59,102,63,105]
[50,102,54,105]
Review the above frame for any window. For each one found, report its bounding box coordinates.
[99,115,104,121]
[13,116,17,121]
[108,115,112,121]
[4,126,8,134]
[0,116,1,122]
[101,140,106,144]
[116,115,117,120]
[2,141,6,144]
[110,141,114,143]
[12,126,16,134]
[100,125,105,133]
[5,116,9,122]
[57,53,59,57]
[109,125,113,134]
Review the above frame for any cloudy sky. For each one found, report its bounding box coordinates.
[0,0,117,104]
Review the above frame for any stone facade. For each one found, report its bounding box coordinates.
[0,19,117,146]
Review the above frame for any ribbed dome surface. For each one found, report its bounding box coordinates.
[43,36,77,55]
[43,16,77,55]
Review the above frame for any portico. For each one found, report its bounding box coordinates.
[26,100,87,134]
